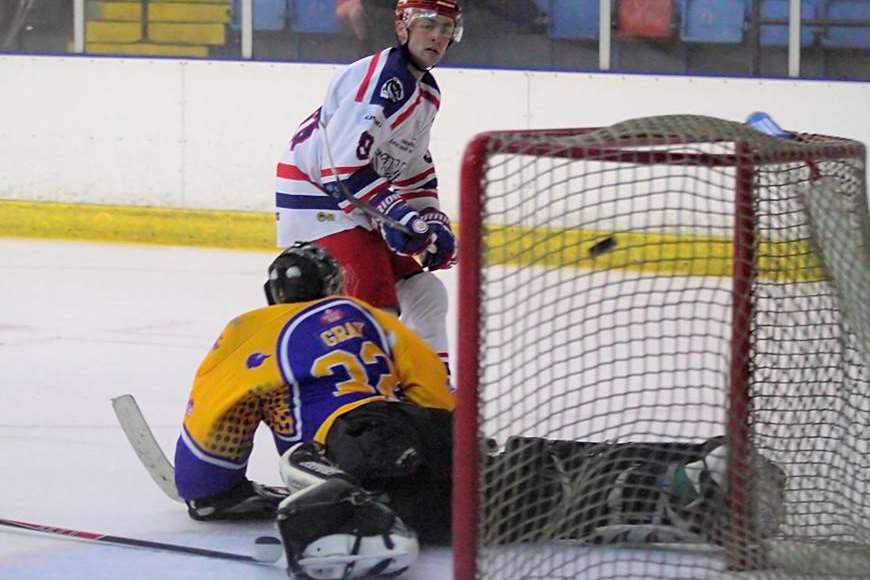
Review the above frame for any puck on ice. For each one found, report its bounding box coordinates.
[253,535,283,563]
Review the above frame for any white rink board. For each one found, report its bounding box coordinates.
[0,55,869,219]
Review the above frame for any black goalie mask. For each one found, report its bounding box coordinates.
[264,242,345,305]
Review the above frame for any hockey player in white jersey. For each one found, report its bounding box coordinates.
[275,0,462,373]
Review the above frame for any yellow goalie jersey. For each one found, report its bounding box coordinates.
[174,295,453,499]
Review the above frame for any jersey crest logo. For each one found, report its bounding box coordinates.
[246,352,271,369]
[319,308,344,324]
[379,77,404,102]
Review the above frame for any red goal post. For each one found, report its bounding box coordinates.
[453,116,870,579]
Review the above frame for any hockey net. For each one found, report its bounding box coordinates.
[453,115,870,579]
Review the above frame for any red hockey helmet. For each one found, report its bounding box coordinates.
[395,0,464,42]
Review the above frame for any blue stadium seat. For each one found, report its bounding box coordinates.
[290,0,342,34]
[231,0,288,31]
[822,0,870,49]
[760,0,819,46]
[258,0,289,31]
[548,0,601,39]
[679,0,747,43]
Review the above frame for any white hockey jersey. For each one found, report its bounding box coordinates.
[276,46,443,245]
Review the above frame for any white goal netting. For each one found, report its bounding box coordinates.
[454,115,870,579]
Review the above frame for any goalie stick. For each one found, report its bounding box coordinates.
[113,395,290,505]
[111,394,183,502]
[0,517,280,564]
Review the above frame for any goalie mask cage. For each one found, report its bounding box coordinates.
[453,115,870,579]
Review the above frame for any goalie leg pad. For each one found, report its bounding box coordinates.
[277,478,419,580]
[279,441,356,500]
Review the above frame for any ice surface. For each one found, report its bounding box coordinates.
[2,239,853,580]
[0,239,454,580]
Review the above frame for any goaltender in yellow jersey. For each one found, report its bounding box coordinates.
[174,245,453,504]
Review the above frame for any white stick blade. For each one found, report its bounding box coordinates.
[112,394,183,502]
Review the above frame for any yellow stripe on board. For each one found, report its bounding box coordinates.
[484,224,825,281]
[0,201,825,281]
[0,200,275,250]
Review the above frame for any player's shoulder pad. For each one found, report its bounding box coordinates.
[368,47,419,117]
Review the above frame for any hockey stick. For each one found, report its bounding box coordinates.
[317,118,414,235]
[112,395,290,505]
[0,517,281,564]
[111,394,182,503]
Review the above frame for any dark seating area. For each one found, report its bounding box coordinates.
[242,0,869,78]
[2,0,869,78]
[822,0,870,48]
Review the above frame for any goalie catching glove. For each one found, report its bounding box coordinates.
[276,442,419,579]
